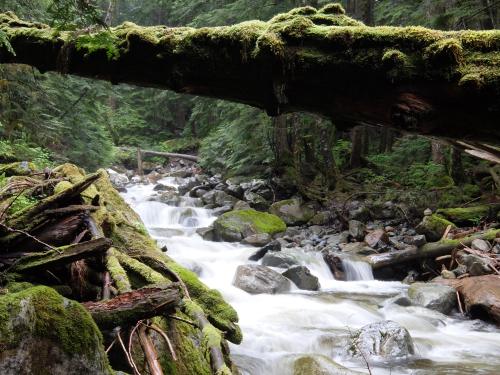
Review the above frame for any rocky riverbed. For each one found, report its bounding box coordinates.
[113,161,500,375]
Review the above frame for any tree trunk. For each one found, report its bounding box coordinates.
[431,141,446,164]
[0,12,498,144]
[272,115,292,170]
[350,126,364,168]
[450,147,465,183]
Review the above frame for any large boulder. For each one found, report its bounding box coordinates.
[243,191,269,211]
[213,209,286,242]
[0,285,111,375]
[233,265,291,294]
[364,229,389,248]
[407,282,456,314]
[415,214,456,242]
[437,275,500,326]
[282,266,320,291]
[348,220,366,241]
[269,198,315,226]
[350,320,414,359]
[248,240,281,261]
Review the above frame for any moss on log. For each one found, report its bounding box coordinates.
[0,6,499,142]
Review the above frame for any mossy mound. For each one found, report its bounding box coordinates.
[436,205,500,225]
[416,214,456,242]
[213,209,286,242]
[0,286,111,375]
[0,162,36,177]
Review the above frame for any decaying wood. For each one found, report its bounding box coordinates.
[83,284,182,330]
[0,10,499,144]
[366,229,500,270]
[4,172,101,232]
[12,237,112,273]
[137,324,165,375]
[140,149,199,163]
[45,205,99,216]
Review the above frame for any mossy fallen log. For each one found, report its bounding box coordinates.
[83,284,181,330]
[12,237,112,273]
[436,205,500,225]
[0,6,499,142]
[366,228,500,270]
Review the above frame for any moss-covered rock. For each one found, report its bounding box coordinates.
[269,198,315,225]
[213,209,286,242]
[293,354,362,375]
[436,205,499,225]
[0,286,111,375]
[416,214,456,242]
[0,162,36,177]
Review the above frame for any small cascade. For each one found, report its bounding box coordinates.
[133,201,212,229]
[342,258,374,281]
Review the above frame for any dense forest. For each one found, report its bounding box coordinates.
[0,1,499,375]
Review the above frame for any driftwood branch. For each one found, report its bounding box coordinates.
[83,284,182,330]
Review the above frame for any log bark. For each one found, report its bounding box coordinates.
[0,9,499,143]
[366,229,500,270]
[83,284,182,330]
[13,237,112,273]
[140,150,199,163]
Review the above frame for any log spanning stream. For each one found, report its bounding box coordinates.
[122,176,500,375]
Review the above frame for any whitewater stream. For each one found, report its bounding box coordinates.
[122,177,500,375]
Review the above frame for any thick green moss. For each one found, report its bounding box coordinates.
[215,209,287,237]
[75,31,120,60]
[436,205,499,225]
[0,162,36,177]
[416,214,456,241]
[106,248,132,293]
[0,286,104,359]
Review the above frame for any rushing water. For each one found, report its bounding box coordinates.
[122,177,500,375]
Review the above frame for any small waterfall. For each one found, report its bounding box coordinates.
[133,201,212,228]
[342,258,374,281]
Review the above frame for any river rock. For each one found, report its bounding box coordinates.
[348,205,371,221]
[437,275,500,326]
[340,242,377,256]
[471,239,491,252]
[403,234,427,247]
[364,229,388,248]
[293,355,361,375]
[196,227,214,241]
[178,177,199,195]
[233,200,251,211]
[213,209,286,242]
[269,198,315,226]
[0,285,111,375]
[407,282,456,314]
[415,214,456,242]
[212,205,233,217]
[233,265,291,294]
[248,240,281,261]
[261,251,299,268]
[242,233,272,247]
[350,320,415,359]
[225,183,244,199]
[309,211,331,226]
[348,220,366,241]
[243,191,269,210]
[461,254,493,276]
[107,168,129,189]
[282,266,320,291]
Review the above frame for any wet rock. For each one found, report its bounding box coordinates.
[243,191,269,210]
[233,200,251,211]
[242,233,272,247]
[261,251,299,268]
[282,266,320,291]
[437,275,500,326]
[325,231,350,246]
[213,209,286,242]
[0,286,111,375]
[348,220,366,241]
[309,211,331,226]
[153,183,174,192]
[402,270,419,284]
[452,264,467,277]
[461,254,493,276]
[146,170,162,183]
[403,234,427,247]
[293,355,361,375]
[322,251,345,280]
[233,265,291,294]
[370,202,396,220]
[348,205,371,222]
[196,227,215,241]
[441,269,456,279]
[385,295,412,307]
[350,321,414,359]
[107,168,129,189]
[225,183,244,199]
[212,205,233,217]
[248,240,281,261]
[364,229,389,248]
[340,242,377,256]
[269,198,315,226]
[408,282,456,314]
[178,177,199,195]
[471,239,491,252]
[415,214,456,242]
[189,185,209,197]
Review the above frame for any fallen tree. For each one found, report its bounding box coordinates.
[365,228,500,270]
[0,4,499,143]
